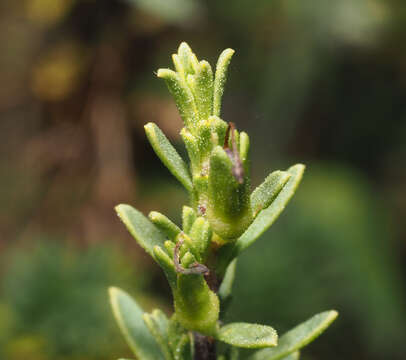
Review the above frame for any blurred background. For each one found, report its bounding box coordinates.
[0,1,405,359]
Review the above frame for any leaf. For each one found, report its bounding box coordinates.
[182,206,197,234]
[194,60,214,120]
[207,146,252,239]
[153,245,177,289]
[115,204,167,260]
[248,311,338,360]
[217,322,278,349]
[235,164,305,255]
[149,211,181,240]
[250,170,291,218]
[157,69,198,127]
[109,287,165,360]
[218,259,237,302]
[168,317,193,360]
[213,48,235,116]
[143,309,172,360]
[145,123,193,192]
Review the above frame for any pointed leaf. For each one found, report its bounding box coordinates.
[218,322,277,349]
[251,170,291,218]
[218,259,237,302]
[109,287,165,360]
[213,48,235,116]
[235,164,305,255]
[143,309,172,360]
[248,311,338,360]
[115,204,166,260]
[145,123,193,192]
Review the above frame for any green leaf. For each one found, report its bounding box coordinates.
[145,123,193,192]
[178,42,199,75]
[207,146,252,240]
[115,204,167,260]
[143,309,172,360]
[235,164,305,255]
[250,170,291,218]
[153,245,177,289]
[194,60,214,120]
[182,206,197,234]
[189,216,212,262]
[149,211,181,240]
[217,322,278,349]
[213,48,235,116]
[168,317,193,360]
[157,69,198,127]
[248,311,338,360]
[109,287,165,360]
[218,259,237,302]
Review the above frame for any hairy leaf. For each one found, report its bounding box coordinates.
[149,211,181,240]
[218,322,277,349]
[250,170,291,218]
[248,311,338,360]
[143,309,172,360]
[235,164,305,254]
[109,287,164,360]
[213,48,235,116]
[145,123,193,192]
[115,204,166,260]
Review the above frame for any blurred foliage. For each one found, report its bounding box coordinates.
[0,0,405,359]
[0,240,164,360]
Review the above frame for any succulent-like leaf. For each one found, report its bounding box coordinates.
[248,311,338,360]
[207,146,252,239]
[235,164,305,254]
[194,60,214,120]
[149,211,181,240]
[174,272,220,335]
[217,322,278,349]
[182,206,197,234]
[213,48,235,116]
[145,123,193,192]
[189,216,212,262]
[250,170,291,218]
[115,204,167,259]
[153,245,177,289]
[178,42,199,75]
[157,69,198,126]
[109,287,165,360]
[143,309,172,360]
